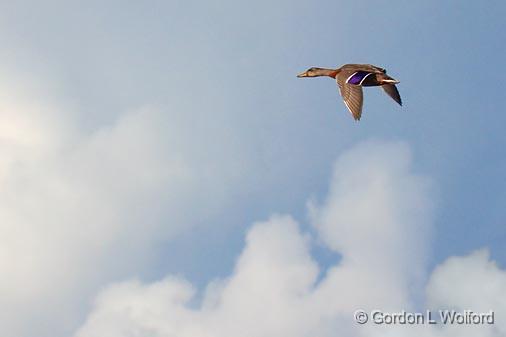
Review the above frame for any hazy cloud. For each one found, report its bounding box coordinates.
[75,141,506,337]
[0,88,250,337]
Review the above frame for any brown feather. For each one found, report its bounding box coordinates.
[382,84,402,106]
[336,71,363,121]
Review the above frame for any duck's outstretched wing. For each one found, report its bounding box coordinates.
[382,84,402,106]
[336,71,363,120]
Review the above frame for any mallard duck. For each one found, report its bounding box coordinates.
[297,64,402,121]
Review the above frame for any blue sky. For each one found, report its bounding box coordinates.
[0,1,505,336]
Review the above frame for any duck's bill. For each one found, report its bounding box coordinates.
[297,71,308,78]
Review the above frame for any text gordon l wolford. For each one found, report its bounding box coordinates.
[354,309,495,325]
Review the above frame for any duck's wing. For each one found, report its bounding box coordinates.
[336,71,363,120]
[344,64,385,74]
[382,84,402,106]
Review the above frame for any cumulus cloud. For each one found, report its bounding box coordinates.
[308,141,432,312]
[0,83,250,337]
[424,249,506,337]
[73,140,506,337]
[74,141,506,337]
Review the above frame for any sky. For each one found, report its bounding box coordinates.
[0,1,505,336]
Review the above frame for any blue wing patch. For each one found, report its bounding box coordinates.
[347,71,373,85]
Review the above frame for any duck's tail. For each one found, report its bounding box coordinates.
[378,73,400,85]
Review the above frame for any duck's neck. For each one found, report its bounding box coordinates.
[314,67,339,78]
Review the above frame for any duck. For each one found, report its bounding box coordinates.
[297,64,402,121]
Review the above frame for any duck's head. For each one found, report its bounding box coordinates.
[297,67,320,78]
[297,67,337,78]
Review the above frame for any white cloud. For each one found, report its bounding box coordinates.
[308,141,432,312]
[74,141,506,337]
[76,140,506,337]
[424,249,506,337]
[0,82,251,337]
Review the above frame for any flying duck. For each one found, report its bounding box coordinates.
[297,64,402,121]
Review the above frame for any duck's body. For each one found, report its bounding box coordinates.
[297,64,402,121]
